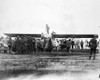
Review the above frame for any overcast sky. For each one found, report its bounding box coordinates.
[0,0,100,37]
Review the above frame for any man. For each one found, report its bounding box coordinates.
[89,36,97,60]
[80,40,84,49]
[7,37,12,53]
[66,39,71,52]
[15,36,21,54]
[46,24,50,34]
[71,39,75,49]
[32,38,36,52]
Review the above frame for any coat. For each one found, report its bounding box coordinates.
[89,38,97,49]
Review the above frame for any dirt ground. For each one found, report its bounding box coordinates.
[0,52,100,80]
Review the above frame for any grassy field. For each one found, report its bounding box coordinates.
[0,52,100,80]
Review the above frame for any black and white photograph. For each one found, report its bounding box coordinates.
[0,0,100,80]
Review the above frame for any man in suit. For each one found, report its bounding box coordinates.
[89,36,97,60]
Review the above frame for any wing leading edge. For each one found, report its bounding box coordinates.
[4,33,98,38]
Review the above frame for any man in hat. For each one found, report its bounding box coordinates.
[89,36,97,60]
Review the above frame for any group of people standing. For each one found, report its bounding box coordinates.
[7,35,98,60]
[70,39,84,49]
[53,39,87,51]
[7,36,53,54]
[53,39,72,52]
[7,36,76,54]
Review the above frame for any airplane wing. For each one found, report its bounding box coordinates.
[4,33,98,38]
[53,34,98,38]
[4,33,41,37]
